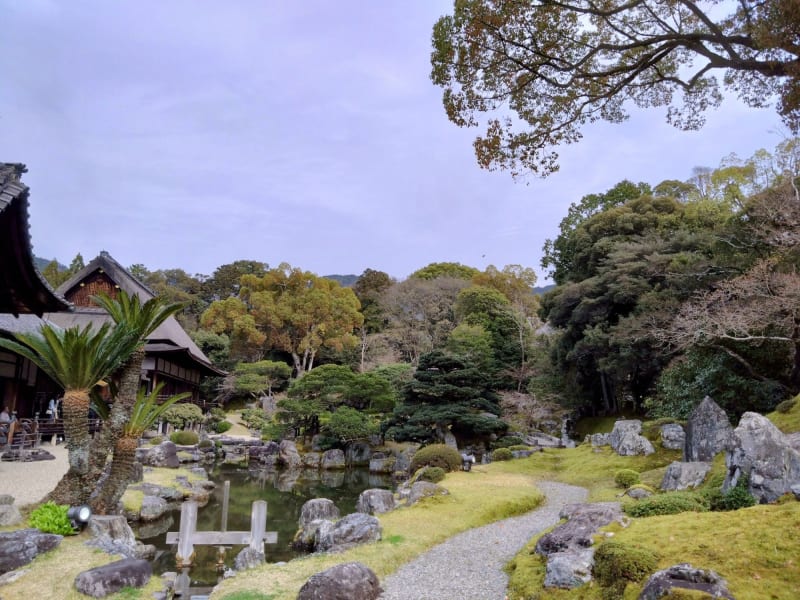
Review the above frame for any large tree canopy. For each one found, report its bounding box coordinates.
[431,0,800,176]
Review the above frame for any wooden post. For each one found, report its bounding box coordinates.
[249,500,267,552]
[176,501,198,568]
[221,481,230,532]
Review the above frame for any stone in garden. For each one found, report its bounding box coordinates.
[251,441,281,467]
[321,448,347,470]
[139,495,169,522]
[442,429,458,449]
[279,440,303,469]
[0,494,13,505]
[660,423,685,450]
[369,453,396,474]
[787,432,800,453]
[0,529,61,575]
[294,519,327,551]
[315,513,382,552]
[297,561,382,600]
[299,498,340,527]
[85,515,135,556]
[585,433,611,447]
[684,396,732,462]
[543,548,595,589]
[791,483,800,500]
[626,486,654,500]
[723,411,800,503]
[525,432,562,448]
[0,502,22,526]
[233,546,264,571]
[311,434,325,451]
[74,558,152,598]
[189,466,208,479]
[660,461,712,491]
[136,441,179,468]
[638,563,734,600]
[394,445,418,474]
[406,481,449,506]
[609,420,655,456]
[303,451,322,468]
[346,442,372,466]
[356,489,396,515]
[536,503,622,557]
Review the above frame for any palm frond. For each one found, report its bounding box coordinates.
[92,290,185,340]
[125,383,191,437]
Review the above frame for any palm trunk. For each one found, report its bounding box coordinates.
[48,388,91,504]
[89,347,146,509]
[91,435,138,515]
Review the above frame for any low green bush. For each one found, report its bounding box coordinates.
[148,436,163,445]
[491,447,513,461]
[417,466,446,483]
[198,439,214,450]
[29,501,76,535]
[615,469,641,488]
[216,421,233,434]
[508,444,533,451]
[708,474,757,511]
[593,540,660,599]
[410,444,462,472]
[775,398,797,414]
[163,403,203,430]
[624,491,708,518]
[170,430,199,446]
[240,408,269,430]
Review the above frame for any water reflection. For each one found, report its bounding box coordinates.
[140,463,393,586]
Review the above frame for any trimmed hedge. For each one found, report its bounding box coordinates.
[417,466,446,483]
[624,491,708,517]
[593,541,659,599]
[615,469,641,489]
[410,444,462,472]
[216,421,233,433]
[491,447,513,461]
[170,430,199,446]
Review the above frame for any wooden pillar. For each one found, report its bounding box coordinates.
[249,500,267,553]
[176,501,198,568]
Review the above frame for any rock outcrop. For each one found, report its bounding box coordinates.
[0,529,61,575]
[723,411,800,503]
[85,515,155,560]
[321,449,347,470]
[0,495,22,526]
[299,498,340,527]
[660,423,685,450]
[660,461,712,491]
[74,558,152,598]
[315,513,382,553]
[297,562,382,600]
[136,441,179,468]
[684,397,732,462]
[355,489,396,515]
[609,420,655,456]
[638,563,734,600]
[278,440,302,469]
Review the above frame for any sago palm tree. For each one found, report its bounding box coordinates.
[87,291,184,486]
[91,383,189,514]
[0,322,140,504]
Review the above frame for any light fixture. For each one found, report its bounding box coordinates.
[67,505,92,529]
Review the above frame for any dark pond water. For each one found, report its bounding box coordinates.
[135,464,393,586]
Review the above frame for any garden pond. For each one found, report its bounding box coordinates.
[135,463,393,586]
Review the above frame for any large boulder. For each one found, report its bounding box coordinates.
[684,396,732,462]
[303,452,322,468]
[536,503,623,557]
[0,529,61,575]
[85,515,154,560]
[524,432,563,448]
[74,558,152,598]
[137,441,179,468]
[321,449,347,470]
[315,513,382,552]
[543,548,595,589]
[369,453,396,474]
[299,498,340,527]
[233,547,264,571]
[297,562,382,600]
[355,489,396,515]
[249,441,280,467]
[638,563,734,600]
[405,481,449,506]
[660,461,712,491]
[723,411,800,503]
[139,495,169,522]
[584,433,611,447]
[609,420,655,456]
[660,423,685,451]
[279,440,303,469]
[346,442,372,466]
[0,495,22,526]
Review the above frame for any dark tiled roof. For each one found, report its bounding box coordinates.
[0,163,71,316]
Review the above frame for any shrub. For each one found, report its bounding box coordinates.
[410,444,462,472]
[593,541,659,599]
[491,435,524,449]
[417,466,446,483]
[216,421,233,434]
[240,408,268,430]
[163,403,203,429]
[615,469,641,489]
[170,430,199,446]
[198,439,214,450]
[775,398,797,414]
[709,474,757,511]
[508,444,533,451]
[624,492,708,518]
[491,447,513,461]
[29,501,76,535]
[148,436,163,445]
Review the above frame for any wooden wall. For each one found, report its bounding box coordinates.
[66,271,119,306]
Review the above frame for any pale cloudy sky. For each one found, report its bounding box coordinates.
[0,1,784,283]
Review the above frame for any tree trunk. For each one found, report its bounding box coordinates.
[48,388,91,504]
[91,435,138,515]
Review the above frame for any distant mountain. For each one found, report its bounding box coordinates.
[533,284,556,295]
[323,274,359,287]
[33,255,66,272]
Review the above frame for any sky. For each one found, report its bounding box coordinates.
[0,1,786,284]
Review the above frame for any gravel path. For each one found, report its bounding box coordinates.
[379,480,588,600]
[0,441,68,507]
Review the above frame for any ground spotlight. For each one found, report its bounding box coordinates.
[67,504,92,529]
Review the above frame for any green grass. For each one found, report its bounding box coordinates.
[767,394,800,434]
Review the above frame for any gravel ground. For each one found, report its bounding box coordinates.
[379,480,588,600]
[0,441,68,507]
